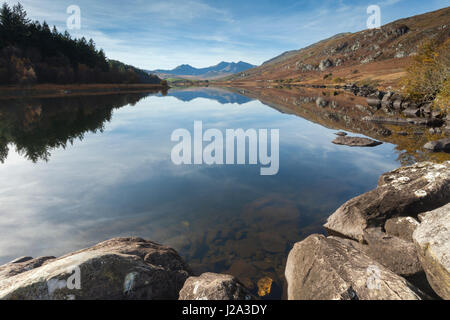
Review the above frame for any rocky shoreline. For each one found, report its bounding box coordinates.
[0,161,448,300]
[288,161,450,300]
[278,83,449,131]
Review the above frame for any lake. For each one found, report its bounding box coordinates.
[0,87,448,299]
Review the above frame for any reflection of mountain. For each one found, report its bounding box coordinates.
[0,91,160,163]
[224,86,450,165]
[166,87,253,105]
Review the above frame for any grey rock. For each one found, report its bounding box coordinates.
[385,217,420,242]
[325,162,450,242]
[9,257,33,264]
[363,228,423,277]
[421,103,432,116]
[393,99,403,110]
[377,128,392,137]
[316,97,328,107]
[381,92,393,106]
[403,108,420,117]
[413,204,450,300]
[285,234,426,300]
[429,128,442,135]
[319,59,333,71]
[431,111,443,119]
[332,136,382,147]
[395,51,407,58]
[424,138,450,153]
[366,97,381,109]
[335,132,348,137]
[179,273,253,300]
[0,256,56,279]
[0,237,191,300]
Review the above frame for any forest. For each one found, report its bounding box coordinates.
[0,3,161,85]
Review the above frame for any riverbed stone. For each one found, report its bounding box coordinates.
[179,273,252,300]
[0,237,191,300]
[413,204,450,299]
[285,234,426,300]
[324,161,450,242]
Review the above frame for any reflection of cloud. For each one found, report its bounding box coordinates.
[0,89,401,265]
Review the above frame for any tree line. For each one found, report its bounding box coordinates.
[0,2,162,85]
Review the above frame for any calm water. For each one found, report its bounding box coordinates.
[0,87,437,298]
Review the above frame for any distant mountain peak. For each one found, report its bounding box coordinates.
[153,61,257,79]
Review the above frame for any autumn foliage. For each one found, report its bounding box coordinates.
[403,39,450,113]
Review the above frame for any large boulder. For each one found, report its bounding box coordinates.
[0,237,191,300]
[324,162,450,242]
[285,234,426,300]
[363,228,422,277]
[179,273,252,300]
[413,204,450,299]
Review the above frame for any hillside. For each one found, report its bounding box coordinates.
[0,3,162,85]
[154,61,256,80]
[225,7,450,90]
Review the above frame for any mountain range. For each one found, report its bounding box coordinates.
[152,61,256,80]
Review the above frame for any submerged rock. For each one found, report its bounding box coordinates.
[324,162,450,242]
[0,237,191,300]
[332,136,382,147]
[413,204,450,300]
[179,273,252,300]
[285,234,426,300]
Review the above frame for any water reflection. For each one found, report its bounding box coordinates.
[0,92,155,163]
[0,87,448,299]
[166,87,253,105]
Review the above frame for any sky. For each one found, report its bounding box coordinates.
[4,0,449,70]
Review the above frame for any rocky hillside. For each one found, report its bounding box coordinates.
[226,7,450,89]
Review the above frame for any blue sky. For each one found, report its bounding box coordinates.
[4,0,448,70]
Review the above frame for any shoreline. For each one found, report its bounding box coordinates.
[0,83,169,99]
